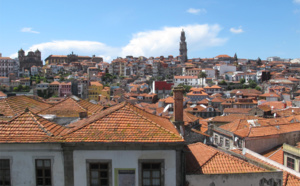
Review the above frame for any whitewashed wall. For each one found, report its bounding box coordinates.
[0,144,64,185]
[73,150,176,186]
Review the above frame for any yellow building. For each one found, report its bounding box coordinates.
[88,81,103,101]
[101,87,111,100]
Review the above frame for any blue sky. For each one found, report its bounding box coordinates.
[0,0,299,62]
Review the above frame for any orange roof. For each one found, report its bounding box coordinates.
[215,54,231,58]
[273,108,300,117]
[212,114,260,123]
[261,101,292,110]
[186,142,266,174]
[0,111,65,143]
[183,111,201,126]
[38,97,103,117]
[223,108,251,114]
[164,96,174,104]
[62,102,184,143]
[0,96,51,117]
[50,81,60,85]
[90,81,103,86]
[232,149,300,186]
[0,57,12,60]
[260,93,280,98]
[174,76,197,79]
[262,146,284,165]
[0,91,6,97]
[234,122,300,138]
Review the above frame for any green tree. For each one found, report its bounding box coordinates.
[13,87,19,92]
[218,80,227,85]
[178,83,192,94]
[255,86,262,91]
[240,78,245,84]
[198,71,207,87]
[36,76,40,84]
[249,80,257,89]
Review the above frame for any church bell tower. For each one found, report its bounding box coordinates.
[179,29,188,63]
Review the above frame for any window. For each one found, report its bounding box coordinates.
[88,162,110,186]
[219,137,224,146]
[214,135,218,144]
[36,159,52,186]
[225,139,230,147]
[139,160,164,186]
[287,157,295,170]
[0,159,10,186]
[141,163,162,186]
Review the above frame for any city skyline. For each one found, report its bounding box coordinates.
[1,0,300,62]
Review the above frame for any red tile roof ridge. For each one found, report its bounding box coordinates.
[127,103,181,137]
[234,148,300,184]
[263,146,283,163]
[2,99,14,115]
[62,102,126,135]
[27,111,55,136]
[3,110,67,139]
[202,150,266,174]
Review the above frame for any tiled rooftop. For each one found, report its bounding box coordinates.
[0,96,51,117]
[0,111,65,143]
[186,142,266,174]
[232,149,300,186]
[261,146,283,165]
[62,102,184,143]
[38,97,103,117]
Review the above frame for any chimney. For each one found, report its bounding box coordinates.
[79,112,87,119]
[173,86,185,137]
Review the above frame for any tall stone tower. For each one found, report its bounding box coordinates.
[179,29,188,63]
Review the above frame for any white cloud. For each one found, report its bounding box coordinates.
[121,24,227,57]
[187,8,207,15]
[230,27,244,34]
[21,27,40,34]
[11,24,227,62]
[294,0,300,4]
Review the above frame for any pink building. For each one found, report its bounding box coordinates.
[59,82,72,97]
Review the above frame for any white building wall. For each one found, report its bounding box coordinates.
[203,69,215,79]
[0,144,64,185]
[218,65,236,76]
[73,150,176,186]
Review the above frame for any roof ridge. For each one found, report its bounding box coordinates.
[28,111,54,136]
[62,102,126,136]
[267,147,283,159]
[36,97,69,114]
[4,99,15,116]
[204,149,265,172]
[127,103,182,138]
[199,151,219,169]
[69,97,87,111]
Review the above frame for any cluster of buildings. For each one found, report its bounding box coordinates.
[1,30,300,185]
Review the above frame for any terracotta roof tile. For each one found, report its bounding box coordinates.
[186,143,266,174]
[0,111,66,143]
[261,146,284,165]
[0,96,51,117]
[62,102,183,143]
[223,108,251,114]
[232,149,300,186]
[38,97,103,117]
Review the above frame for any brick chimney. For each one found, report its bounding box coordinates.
[173,86,184,137]
[79,112,87,119]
